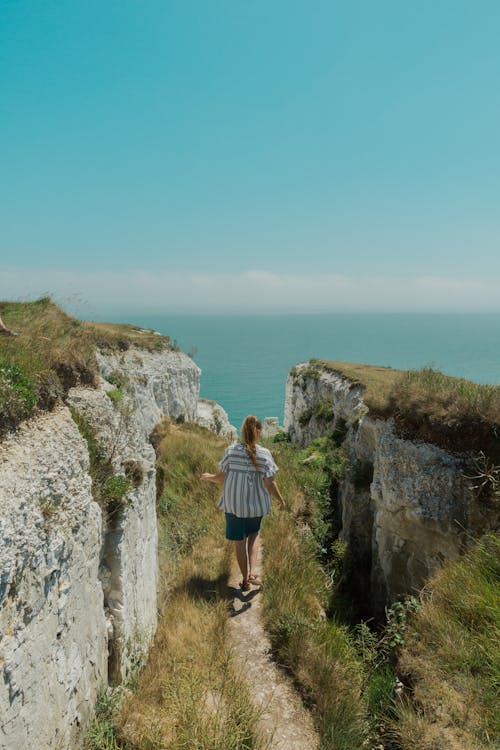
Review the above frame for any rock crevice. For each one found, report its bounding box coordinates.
[284,362,497,615]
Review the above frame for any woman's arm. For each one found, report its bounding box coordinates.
[263,476,285,511]
[200,471,226,484]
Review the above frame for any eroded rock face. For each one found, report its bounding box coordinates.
[284,363,365,447]
[96,348,201,437]
[261,417,281,439]
[284,364,497,615]
[0,408,107,750]
[196,398,237,440]
[67,382,158,685]
[0,344,205,749]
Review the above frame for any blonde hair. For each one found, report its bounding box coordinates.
[240,415,262,469]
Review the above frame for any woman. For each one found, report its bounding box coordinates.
[201,415,285,591]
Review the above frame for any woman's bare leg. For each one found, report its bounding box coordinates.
[235,539,248,583]
[247,531,260,579]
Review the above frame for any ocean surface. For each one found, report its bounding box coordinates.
[102,313,500,430]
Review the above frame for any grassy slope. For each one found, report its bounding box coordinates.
[392,535,500,750]
[0,298,172,437]
[309,359,500,457]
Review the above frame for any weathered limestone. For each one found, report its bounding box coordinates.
[284,364,365,447]
[261,417,281,439]
[0,343,211,749]
[284,363,497,614]
[96,348,201,436]
[67,381,158,685]
[0,408,107,750]
[196,398,237,440]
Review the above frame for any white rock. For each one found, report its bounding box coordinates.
[0,407,107,750]
[67,381,158,685]
[261,417,281,439]
[96,348,201,438]
[284,362,497,614]
[196,398,237,440]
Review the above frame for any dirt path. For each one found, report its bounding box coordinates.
[227,549,319,750]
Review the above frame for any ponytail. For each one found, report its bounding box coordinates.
[240,415,262,469]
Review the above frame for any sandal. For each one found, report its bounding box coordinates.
[248,575,262,586]
[239,580,250,592]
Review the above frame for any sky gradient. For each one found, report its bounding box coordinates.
[1,1,500,314]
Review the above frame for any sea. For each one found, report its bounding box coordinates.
[101,313,500,430]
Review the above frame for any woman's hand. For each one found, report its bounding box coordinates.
[200,472,226,484]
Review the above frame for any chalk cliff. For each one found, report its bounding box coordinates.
[284,362,498,614]
[0,345,228,749]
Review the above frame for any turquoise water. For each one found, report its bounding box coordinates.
[104,313,500,429]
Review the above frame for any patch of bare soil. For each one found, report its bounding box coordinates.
[227,550,319,750]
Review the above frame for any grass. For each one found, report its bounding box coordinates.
[262,436,500,749]
[71,410,132,524]
[0,298,98,436]
[391,534,500,750]
[105,424,267,750]
[308,359,402,413]
[261,437,370,749]
[81,320,172,353]
[83,423,499,749]
[0,298,174,438]
[303,359,500,461]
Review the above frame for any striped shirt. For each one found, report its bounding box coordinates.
[217,442,279,518]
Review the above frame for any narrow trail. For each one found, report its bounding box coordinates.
[227,548,319,750]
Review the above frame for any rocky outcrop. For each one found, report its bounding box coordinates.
[284,364,365,447]
[0,344,211,749]
[67,381,158,685]
[96,348,201,436]
[0,408,107,750]
[284,363,497,615]
[261,417,281,439]
[196,398,237,440]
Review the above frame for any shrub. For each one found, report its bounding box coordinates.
[106,388,124,405]
[0,361,37,436]
[71,410,132,524]
[123,459,144,488]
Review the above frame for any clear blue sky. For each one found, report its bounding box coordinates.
[1,1,500,313]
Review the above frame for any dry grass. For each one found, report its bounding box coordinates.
[261,440,369,750]
[308,359,500,458]
[82,320,171,352]
[311,358,402,413]
[0,298,98,435]
[113,424,268,750]
[391,535,500,750]
[0,298,174,438]
[386,368,500,457]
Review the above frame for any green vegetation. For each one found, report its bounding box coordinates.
[0,298,98,436]
[262,436,500,749]
[392,535,500,749]
[0,361,38,434]
[105,424,266,750]
[0,298,173,438]
[85,689,123,750]
[306,359,500,461]
[106,388,125,405]
[81,320,171,352]
[71,410,132,522]
[298,399,335,426]
[261,437,372,748]
[387,367,500,458]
